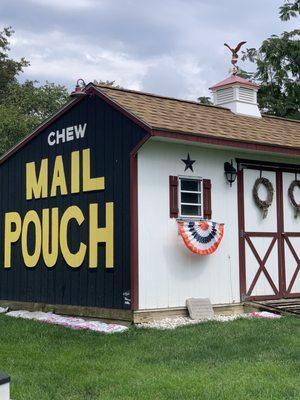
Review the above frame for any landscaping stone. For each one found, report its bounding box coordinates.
[186,298,214,320]
[5,310,128,334]
[137,311,282,330]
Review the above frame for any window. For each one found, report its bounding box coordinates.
[179,177,203,218]
[169,176,211,219]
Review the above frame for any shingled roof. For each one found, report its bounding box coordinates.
[96,85,300,151]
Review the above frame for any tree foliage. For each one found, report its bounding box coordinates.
[93,79,122,88]
[0,27,69,155]
[242,1,300,119]
[197,96,213,105]
[5,81,69,120]
[0,27,29,99]
[279,0,300,20]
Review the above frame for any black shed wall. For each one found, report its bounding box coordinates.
[0,94,147,309]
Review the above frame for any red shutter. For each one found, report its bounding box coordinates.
[203,179,212,219]
[169,176,179,218]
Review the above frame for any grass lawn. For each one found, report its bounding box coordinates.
[0,314,300,400]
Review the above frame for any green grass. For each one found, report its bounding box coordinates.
[1,315,300,400]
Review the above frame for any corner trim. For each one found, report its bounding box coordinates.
[130,154,139,310]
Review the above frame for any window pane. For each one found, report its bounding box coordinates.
[181,179,200,191]
[181,205,201,216]
[181,192,200,204]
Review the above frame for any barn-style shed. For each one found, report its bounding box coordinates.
[0,75,299,322]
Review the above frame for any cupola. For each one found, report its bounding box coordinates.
[209,75,261,118]
[209,41,261,118]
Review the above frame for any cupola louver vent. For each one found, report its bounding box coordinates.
[239,87,255,103]
[216,88,234,104]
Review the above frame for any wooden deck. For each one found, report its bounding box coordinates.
[247,298,300,316]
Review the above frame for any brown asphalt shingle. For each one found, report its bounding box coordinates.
[96,85,300,150]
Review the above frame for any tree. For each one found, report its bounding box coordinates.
[197,96,213,105]
[236,68,254,80]
[6,80,69,121]
[0,81,69,154]
[93,79,122,88]
[279,0,300,20]
[0,27,29,99]
[0,27,69,155]
[0,104,36,155]
[242,1,300,119]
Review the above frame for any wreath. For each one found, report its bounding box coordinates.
[252,177,274,219]
[288,180,300,218]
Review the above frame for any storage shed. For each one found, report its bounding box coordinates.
[0,74,299,322]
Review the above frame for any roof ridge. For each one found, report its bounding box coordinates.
[262,114,300,124]
[95,84,229,111]
[96,84,300,124]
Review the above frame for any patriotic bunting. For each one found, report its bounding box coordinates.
[178,220,224,255]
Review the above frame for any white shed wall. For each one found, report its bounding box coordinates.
[137,139,298,310]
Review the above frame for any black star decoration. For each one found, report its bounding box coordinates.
[181,153,196,172]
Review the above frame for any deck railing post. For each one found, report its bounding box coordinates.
[0,373,10,400]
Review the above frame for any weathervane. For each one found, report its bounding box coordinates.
[224,41,246,75]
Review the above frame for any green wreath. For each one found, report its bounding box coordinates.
[252,177,274,219]
[288,180,300,218]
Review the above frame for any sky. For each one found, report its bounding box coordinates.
[0,0,298,100]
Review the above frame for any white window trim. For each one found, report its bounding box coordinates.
[178,176,203,219]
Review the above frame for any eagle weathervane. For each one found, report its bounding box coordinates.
[224,41,246,75]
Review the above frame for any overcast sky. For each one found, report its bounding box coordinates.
[0,0,297,100]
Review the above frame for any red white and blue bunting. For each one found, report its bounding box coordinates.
[178,220,224,255]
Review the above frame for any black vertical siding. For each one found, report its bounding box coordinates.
[0,94,147,309]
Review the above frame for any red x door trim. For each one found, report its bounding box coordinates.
[245,235,279,297]
[284,234,300,295]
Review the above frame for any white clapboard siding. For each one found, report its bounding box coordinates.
[137,138,299,310]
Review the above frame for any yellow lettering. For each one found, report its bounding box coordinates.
[83,148,105,192]
[26,159,48,200]
[89,202,114,268]
[50,155,67,197]
[71,151,80,194]
[22,210,41,268]
[60,206,86,268]
[4,212,22,268]
[42,208,59,268]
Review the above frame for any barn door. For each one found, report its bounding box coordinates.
[239,167,300,301]
[239,168,283,301]
[282,172,300,297]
